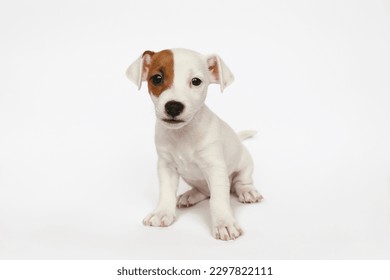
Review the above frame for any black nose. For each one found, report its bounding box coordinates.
[165,101,184,118]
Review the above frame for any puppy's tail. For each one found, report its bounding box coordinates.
[237,130,257,141]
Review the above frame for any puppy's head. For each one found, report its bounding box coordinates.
[126,48,234,129]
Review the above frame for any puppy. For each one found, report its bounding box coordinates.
[126,48,262,240]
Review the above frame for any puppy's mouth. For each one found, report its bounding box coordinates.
[162,118,185,124]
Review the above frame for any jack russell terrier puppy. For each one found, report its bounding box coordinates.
[126,48,263,240]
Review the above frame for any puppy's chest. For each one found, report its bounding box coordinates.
[168,149,204,180]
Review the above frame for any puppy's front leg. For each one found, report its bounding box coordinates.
[143,158,178,227]
[203,164,243,241]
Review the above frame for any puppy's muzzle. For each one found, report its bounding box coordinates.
[165,101,184,118]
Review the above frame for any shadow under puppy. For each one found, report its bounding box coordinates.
[126,48,263,240]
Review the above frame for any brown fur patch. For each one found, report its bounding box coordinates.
[207,57,219,82]
[142,50,155,58]
[145,49,174,97]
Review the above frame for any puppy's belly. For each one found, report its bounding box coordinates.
[175,164,210,196]
[176,163,204,182]
[182,178,210,196]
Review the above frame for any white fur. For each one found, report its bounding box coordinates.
[126,48,263,240]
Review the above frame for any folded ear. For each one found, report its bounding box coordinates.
[125,50,155,90]
[207,54,235,92]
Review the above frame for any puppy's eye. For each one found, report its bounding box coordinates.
[191,78,202,86]
[151,74,163,85]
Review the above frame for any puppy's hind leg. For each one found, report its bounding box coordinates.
[232,149,263,204]
[233,172,263,203]
[177,188,209,208]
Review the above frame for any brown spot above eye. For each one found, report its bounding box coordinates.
[146,49,174,97]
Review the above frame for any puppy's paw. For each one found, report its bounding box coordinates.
[177,189,208,208]
[237,188,263,204]
[212,218,243,241]
[143,211,175,227]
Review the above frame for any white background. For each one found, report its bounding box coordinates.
[0,0,390,259]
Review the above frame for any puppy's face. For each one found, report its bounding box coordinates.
[126,48,234,129]
[146,49,209,129]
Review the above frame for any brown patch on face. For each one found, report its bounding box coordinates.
[145,49,174,97]
[207,57,219,82]
[142,50,155,58]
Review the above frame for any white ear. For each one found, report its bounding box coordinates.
[125,51,154,90]
[207,54,235,92]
